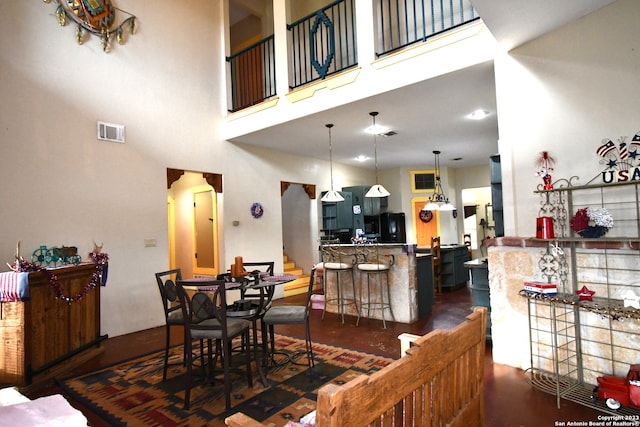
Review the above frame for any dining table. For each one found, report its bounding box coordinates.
[180,272,298,386]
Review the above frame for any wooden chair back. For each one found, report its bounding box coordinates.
[431,236,442,293]
[464,233,472,258]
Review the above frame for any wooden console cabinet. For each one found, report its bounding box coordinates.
[0,263,105,386]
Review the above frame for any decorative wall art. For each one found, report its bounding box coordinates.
[44,0,136,52]
[250,202,264,219]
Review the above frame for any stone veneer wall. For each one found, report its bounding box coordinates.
[488,237,640,384]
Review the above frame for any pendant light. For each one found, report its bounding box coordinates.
[321,124,344,202]
[423,150,455,211]
[365,112,391,198]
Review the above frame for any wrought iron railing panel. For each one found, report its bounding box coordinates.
[374,0,478,56]
[226,35,276,113]
[287,0,357,89]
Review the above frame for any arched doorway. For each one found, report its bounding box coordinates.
[166,168,222,277]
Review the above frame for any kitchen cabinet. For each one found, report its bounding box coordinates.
[321,191,353,232]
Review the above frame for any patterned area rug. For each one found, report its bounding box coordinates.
[57,335,394,426]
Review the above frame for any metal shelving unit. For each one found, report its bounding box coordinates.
[524,177,640,414]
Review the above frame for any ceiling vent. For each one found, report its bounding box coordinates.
[97,121,125,143]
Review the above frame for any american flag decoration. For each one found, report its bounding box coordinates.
[597,131,640,171]
[535,151,555,190]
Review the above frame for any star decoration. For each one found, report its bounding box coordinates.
[622,290,640,309]
[630,150,640,160]
[607,159,618,168]
[576,285,596,301]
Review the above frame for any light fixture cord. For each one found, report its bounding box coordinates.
[327,124,335,191]
[372,113,380,185]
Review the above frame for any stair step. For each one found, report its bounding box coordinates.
[284,276,310,297]
[285,267,303,276]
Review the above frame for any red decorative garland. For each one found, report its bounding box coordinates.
[17,252,108,303]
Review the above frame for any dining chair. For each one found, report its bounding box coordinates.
[261,267,316,367]
[175,279,253,411]
[464,233,473,259]
[238,261,276,310]
[155,269,186,381]
[431,236,442,294]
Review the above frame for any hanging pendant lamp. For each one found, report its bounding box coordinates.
[321,123,344,202]
[365,112,391,198]
[423,150,455,211]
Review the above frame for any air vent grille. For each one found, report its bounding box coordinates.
[97,121,125,143]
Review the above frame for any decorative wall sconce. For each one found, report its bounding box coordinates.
[44,0,136,52]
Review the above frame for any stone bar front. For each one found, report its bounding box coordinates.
[319,243,421,324]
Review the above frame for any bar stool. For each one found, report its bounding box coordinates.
[320,244,359,324]
[356,244,395,328]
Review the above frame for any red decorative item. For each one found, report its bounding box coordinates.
[570,208,590,233]
[576,285,596,301]
[535,151,556,190]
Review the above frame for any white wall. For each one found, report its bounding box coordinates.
[0,0,372,337]
[490,0,640,368]
[495,0,640,237]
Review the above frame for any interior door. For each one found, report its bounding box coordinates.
[413,199,439,248]
[193,189,218,276]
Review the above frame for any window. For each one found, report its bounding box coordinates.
[410,170,436,193]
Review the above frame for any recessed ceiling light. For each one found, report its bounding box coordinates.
[468,109,490,120]
[355,155,368,162]
[365,124,390,135]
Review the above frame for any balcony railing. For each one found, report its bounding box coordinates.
[374,0,478,56]
[287,0,357,89]
[226,35,276,113]
[227,0,479,111]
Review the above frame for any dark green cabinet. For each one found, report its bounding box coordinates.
[321,191,353,231]
[441,245,470,290]
[417,254,434,317]
[490,155,504,237]
[342,186,387,238]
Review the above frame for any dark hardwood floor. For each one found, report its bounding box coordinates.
[24,286,602,426]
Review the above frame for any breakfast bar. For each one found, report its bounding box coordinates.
[319,243,425,324]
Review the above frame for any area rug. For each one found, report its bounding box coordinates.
[56,335,394,426]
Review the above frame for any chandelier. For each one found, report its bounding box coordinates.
[365,112,391,198]
[320,124,344,202]
[423,150,455,211]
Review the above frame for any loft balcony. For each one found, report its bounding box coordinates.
[224,0,485,141]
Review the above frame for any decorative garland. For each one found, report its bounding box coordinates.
[16,252,108,303]
[570,207,613,238]
[519,289,639,321]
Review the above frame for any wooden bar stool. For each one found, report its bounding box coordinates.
[356,244,395,328]
[319,244,359,324]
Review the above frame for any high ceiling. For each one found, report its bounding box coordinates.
[228,0,616,170]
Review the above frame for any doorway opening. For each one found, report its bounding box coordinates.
[166,168,222,278]
[281,182,317,295]
[461,187,492,258]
